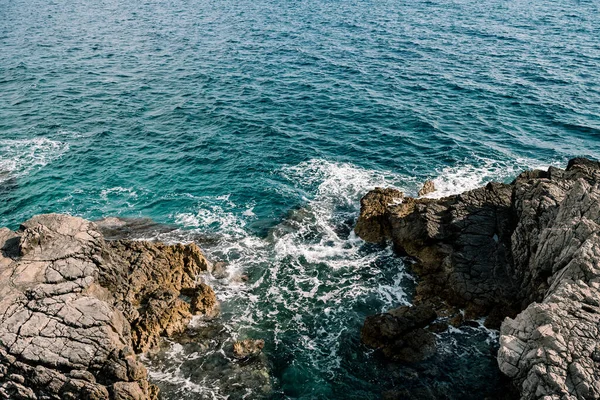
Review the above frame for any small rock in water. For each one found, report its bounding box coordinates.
[418,180,435,196]
[190,283,219,318]
[211,261,228,279]
[233,339,265,360]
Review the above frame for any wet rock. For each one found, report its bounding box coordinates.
[418,180,436,197]
[355,158,600,399]
[95,217,178,240]
[361,304,437,363]
[146,325,271,400]
[354,187,403,243]
[211,261,228,279]
[0,214,219,400]
[232,339,265,360]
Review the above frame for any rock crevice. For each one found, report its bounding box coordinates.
[0,214,218,400]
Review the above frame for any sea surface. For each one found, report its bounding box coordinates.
[1,0,600,398]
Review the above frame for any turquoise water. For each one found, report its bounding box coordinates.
[2,0,600,398]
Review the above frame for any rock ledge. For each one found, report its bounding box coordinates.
[0,214,218,400]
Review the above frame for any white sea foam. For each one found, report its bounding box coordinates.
[424,156,563,198]
[148,160,412,395]
[145,156,555,397]
[0,138,69,182]
[100,186,138,200]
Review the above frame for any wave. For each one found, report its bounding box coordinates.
[0,138,69,183]
[145,159,412,398]
[423,156,563,198]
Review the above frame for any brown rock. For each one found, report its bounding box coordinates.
[99,239,215,352]
[232,339,265,360]
[418,180,436,197]
[354,187,403,243]
[190,283,219,317]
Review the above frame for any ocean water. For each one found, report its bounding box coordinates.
[1,0,600,398]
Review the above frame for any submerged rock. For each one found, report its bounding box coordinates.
[232,339,265,360]
[354,158,600,399]
[0,214,218,400]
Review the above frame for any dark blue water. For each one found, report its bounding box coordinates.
[1,0,600,398]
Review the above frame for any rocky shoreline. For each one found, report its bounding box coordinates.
[2,158,599,399]
[0,214,267,400]
[355,157,600,399]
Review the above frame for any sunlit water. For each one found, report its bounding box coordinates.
[1,0,599,398]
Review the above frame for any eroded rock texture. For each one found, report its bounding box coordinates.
[355,158,600,399]
[0,214,218,399]
[361,304,437,363]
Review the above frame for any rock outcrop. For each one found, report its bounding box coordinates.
[361,304,437,363]
[232,339,265,360]
[0,214,218,400]
[355,158,600,399]
[418,180,436,197]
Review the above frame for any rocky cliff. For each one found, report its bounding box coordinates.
[355,158,600,399]
[0,214,218,400]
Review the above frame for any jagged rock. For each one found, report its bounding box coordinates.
[354,158,600,399]
[498,177,600,400]
[0,214,219,400]
[361,304,437,363]
[418,180,436,197]
[354,188,403,243]
[383,181,516,319]
[189,283,219,318]
[99,239,216,353]
[232,339,265,360]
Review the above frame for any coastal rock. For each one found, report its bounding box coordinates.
[354,188,403,243]
[99,239,215,353]
[0,214,218,400]
[386,181,516,319]
[498,178,600,399]
[232,339,265,360]
[361,304,437,363]
[354,158,600,399]
[418,180,436,197]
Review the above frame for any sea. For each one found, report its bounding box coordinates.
[1,0,599,398]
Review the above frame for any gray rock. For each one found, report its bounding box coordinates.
[0,214,219,400]
[355,158,600,399]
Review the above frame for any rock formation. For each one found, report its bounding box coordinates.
[361,304,437,363]
[355,158,600,399]
[232,339,265,360]
[418,180,436,197]
[0,214,218,400]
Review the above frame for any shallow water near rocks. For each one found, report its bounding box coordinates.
[2,0,600,398]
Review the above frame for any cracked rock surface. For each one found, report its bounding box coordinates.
[355,158,600,399]
[0,214,218,400]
